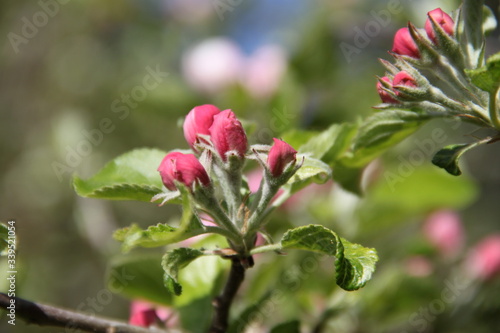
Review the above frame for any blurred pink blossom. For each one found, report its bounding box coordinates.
[404,255,433,277]
[182,38,287,98]
[129,300,178,328]
[423,210,464,258]
[182,38,244,94]
[465,234,500,280]
[241,45,287,99]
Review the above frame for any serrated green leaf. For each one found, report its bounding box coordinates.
[286,156,331,193]
[106,254,174,306]
[113,187,205,252]
[465,52,500,92]
[73,148,168,202]
[281,225,338,256]
[280,225,378,291]
[335,237,378,291]
[348,111,430,167]
[162,248,205,296]
[432,143,476,176]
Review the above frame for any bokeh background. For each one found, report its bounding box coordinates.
[1,0,500,332]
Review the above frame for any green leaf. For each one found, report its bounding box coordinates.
[465,52,500,93]
[432,143,476,176]
[348,111,430,167]
[331,162,365,195]
[286,156,331,193]
[335,237,378,291]
[114,187,205,252]
[298,123,357,163]
[106,254,174,306]
[280,225,378,291]
[281,129,317,151]
[162,247,205,296]
[73,148,168,202]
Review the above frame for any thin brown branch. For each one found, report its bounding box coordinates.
[209,258,247,333]
[0,292,164,333]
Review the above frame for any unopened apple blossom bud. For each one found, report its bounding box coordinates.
[158,152,210,191]
[267,138,297,177]
[392,27,420,59]
[393,71,417,95]
[183,104,220,151]
[425,8,454,44]
[209,110,248,161]
[377,76,399,104]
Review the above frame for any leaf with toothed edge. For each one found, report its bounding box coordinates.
[73,148,179,203]
[114,187,206,252]
[162,247,205,296]
[280,225,378,291]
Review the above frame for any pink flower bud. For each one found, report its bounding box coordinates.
[376,76,398,104]
[158,152,210,191]
[267,138,297,177]
[183,104,220,151]
[425,8,454,44]
[392,27,420,59]
[129,301,160,327]
[466,235,500,280]
[393,71,417,96]
[423,210,464,258]
[209,110,248,161]
[129,300,178,328]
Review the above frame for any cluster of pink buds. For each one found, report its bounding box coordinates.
[153,104,300,253]
[375,7,492,127]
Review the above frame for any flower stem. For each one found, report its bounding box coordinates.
[209,258,246,333]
